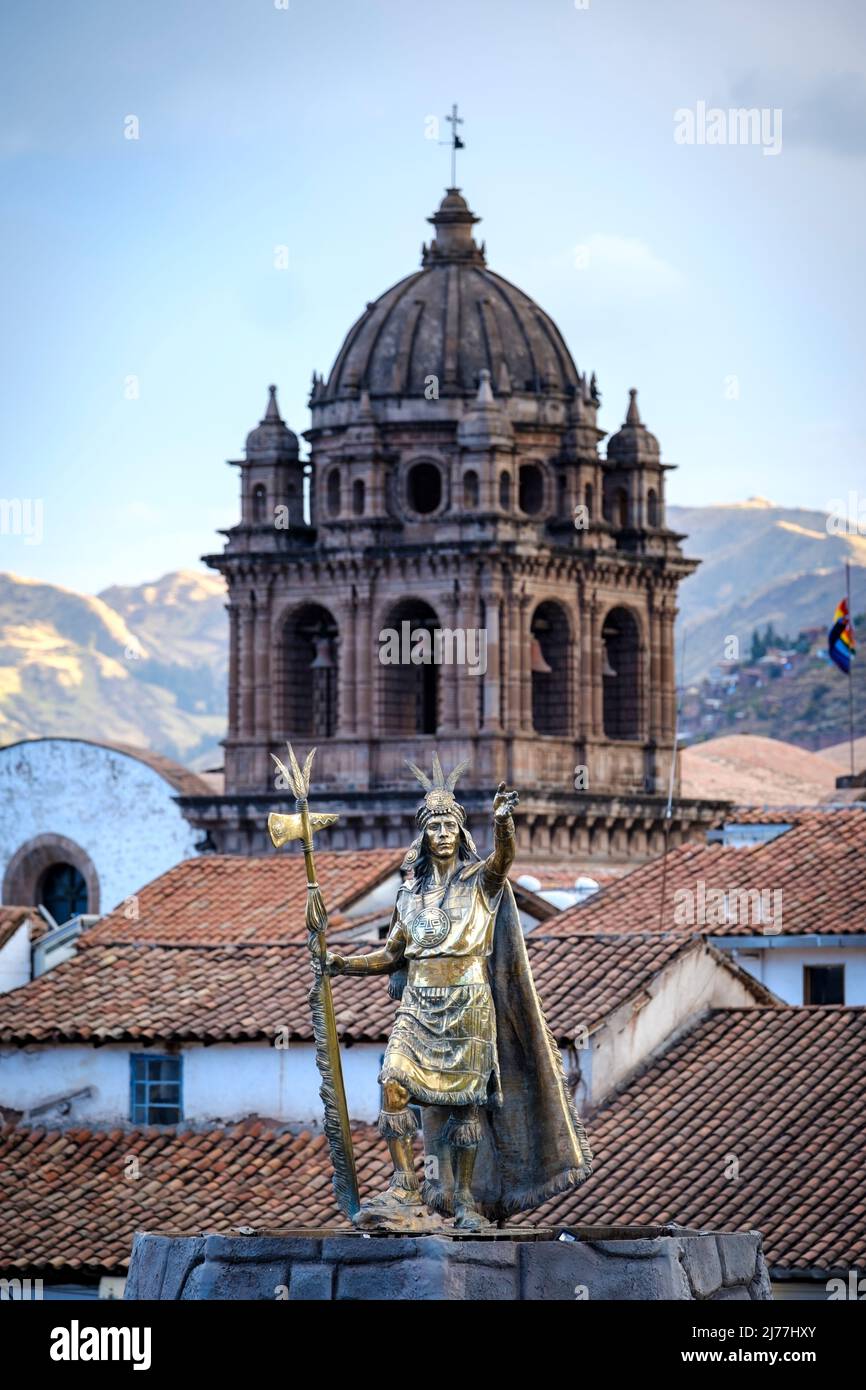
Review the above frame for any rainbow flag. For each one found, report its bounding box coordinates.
[828,597,856,674]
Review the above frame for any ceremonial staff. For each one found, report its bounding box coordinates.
[268,744,360,1219]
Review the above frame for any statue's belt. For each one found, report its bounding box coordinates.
[407,956,488,988]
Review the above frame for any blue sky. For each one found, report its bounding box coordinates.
[1,0,864,593]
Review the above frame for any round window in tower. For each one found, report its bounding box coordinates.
[407,462,442,515]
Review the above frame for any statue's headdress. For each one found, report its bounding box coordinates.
[406,752,469,826]
[402,753,477,871]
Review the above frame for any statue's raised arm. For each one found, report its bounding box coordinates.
[480,780,519,894]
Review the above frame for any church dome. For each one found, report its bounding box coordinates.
[319,189,582,403]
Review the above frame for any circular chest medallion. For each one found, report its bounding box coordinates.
[408,906,450,948]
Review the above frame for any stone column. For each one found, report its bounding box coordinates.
[591,599,603,737]
[568,596,580,739]
[661,604,676,737]
[649,594,663,740]
[480,590,502,732]
[227,603,240,737]
[438,586,460,734]
[503,582,521,736]
[239,600,256,738]
[457,574,480,736]
[578,592,592,741]
[254,594,271,738]
[638,635,649,742]
[356,586,374,736]
[519,592,532,733]
[337,594,357,737]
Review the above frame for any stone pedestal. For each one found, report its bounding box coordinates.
[125,1225,772,1301]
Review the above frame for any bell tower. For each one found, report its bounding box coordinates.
[185,190,728,861]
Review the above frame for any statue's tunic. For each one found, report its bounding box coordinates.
[379,865,503,1107]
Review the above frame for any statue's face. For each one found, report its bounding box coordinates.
[425,815,460,861]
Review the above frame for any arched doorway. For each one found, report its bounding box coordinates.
[602,608,642,739]
[282,604,339,737]
[530,601,571,736]
[379,599,439,735]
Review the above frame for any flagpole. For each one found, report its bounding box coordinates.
[847,559,855,777]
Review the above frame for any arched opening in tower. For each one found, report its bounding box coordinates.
[602,608,642,740]
[530,601,571,736]
[282,604,339,738]
[379,599,439,736]
[326,469,341,517]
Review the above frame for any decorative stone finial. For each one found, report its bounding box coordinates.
[457,365,513,450]
[245,385,298,459]
[606,387,660,463]
[476,368,494,405]
[423,188,485,266]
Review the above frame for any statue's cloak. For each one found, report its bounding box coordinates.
[416,866,593,1221]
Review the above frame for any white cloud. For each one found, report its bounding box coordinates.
[569,234,684,298]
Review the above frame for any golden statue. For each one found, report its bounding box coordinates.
[269,747,592,1234]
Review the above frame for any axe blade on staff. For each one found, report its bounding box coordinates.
[268,743,360,1219]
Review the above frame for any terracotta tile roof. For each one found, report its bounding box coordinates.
[553,807,866,937]
[0,944,394,1044]
[0,1120,378,1275]
[83,851,402,946]
[525,933,774,1033]
[0,906,33,952]
[525,1006,866,1275]
[2,1008,862,1277]
[0,933,764,1044]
